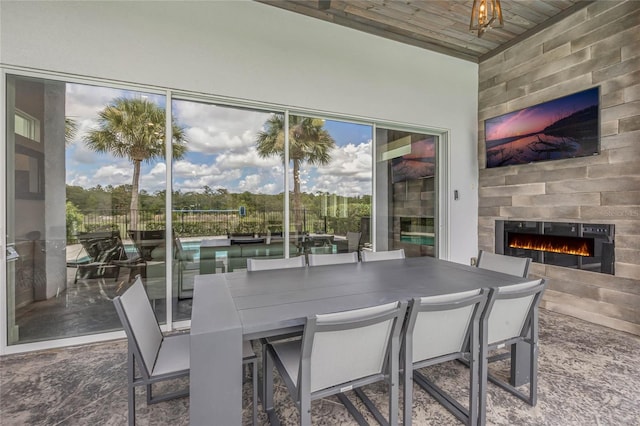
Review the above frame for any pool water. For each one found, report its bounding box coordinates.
[400,235,434,246]
[73,240,207,263]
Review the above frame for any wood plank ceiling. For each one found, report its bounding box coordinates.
[256,0,592,63]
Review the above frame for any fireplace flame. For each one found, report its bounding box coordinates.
[508,237,591,256]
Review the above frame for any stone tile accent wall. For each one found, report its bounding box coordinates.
[477,1,640,335]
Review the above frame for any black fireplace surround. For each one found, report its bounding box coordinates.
[496,221,615,275]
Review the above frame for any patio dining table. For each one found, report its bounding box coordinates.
[190,255,538,425]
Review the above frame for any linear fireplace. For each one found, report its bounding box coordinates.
[496,221,615,275]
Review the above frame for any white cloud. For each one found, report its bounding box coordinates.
[173,100,272,154]
[176,169,244,193]
[63,84,372,197]
[215,147,281,169]
[90,164,133,186]
[317,141,372,180]
[300,141,372,196]
[173,160,221,179]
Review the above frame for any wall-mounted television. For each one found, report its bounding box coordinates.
[391,137,436,183]
[485,87,599,168]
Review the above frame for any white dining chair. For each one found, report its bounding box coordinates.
[113,276,258,425]
[479,279,546,425]
[403,289,488,426]
[307,251,358,266]
[476,250,531,278]
[361,248,405,262]
[246,255,306,271]
[264,301,407,425]
[476,250,534,367]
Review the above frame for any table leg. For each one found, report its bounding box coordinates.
[190,278,243,424]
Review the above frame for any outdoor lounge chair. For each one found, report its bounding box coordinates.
[127,229,165,261]
[72,231,144,284]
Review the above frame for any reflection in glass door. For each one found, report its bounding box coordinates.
[5,74,171,345]
[278,114,373,258]
[170,100,284,321]
[375,128,438,257]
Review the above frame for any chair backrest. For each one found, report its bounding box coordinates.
[346,232,362,252]
[484,279,546,346]
[361,249,405,262]
[406,289,487,363]
[113,277,163,377]
[246,256,306,271]
[78,231,125,263]
[173,236,193,262]
[308,252,358,267]
[476,250,531,278]
[301,301,407,394]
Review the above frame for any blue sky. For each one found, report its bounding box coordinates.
[65,83,373,197]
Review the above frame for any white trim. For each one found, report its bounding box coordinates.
[165,90,173,329]
[0,70,8,355]
[1,331,126,355]
[14,108,40,142]
[371,123,377,252]
[1,65,168,97]
[438,130,452,261]
[284,111,290,258]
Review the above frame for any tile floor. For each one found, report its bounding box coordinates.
[1,309,639,425]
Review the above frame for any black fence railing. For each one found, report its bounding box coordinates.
[72,208,364,242]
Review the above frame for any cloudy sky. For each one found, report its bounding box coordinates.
[65,83,373,197]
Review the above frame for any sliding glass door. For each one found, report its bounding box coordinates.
[3,72,443,350]
[169,99,284,321]
[286,114,373,256]
[5,74,169,344]
[375,127,438,257]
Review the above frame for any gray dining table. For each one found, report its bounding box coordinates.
[189,255,537,425]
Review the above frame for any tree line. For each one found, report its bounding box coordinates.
[66,184,370,217]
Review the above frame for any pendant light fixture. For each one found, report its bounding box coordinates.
[470,0,504,37]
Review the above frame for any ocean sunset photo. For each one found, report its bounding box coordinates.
[485,87,599,168]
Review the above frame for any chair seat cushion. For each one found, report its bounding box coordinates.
[270,340,302,385]
[153,333,190,376]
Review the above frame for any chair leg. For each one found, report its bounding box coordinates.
[146,383,153,405]
[299,392,312,425]
[127,351,136,426]
[388,338,399,426]
[530,342,538,406]
[252,358,258,426]
[468,351,479,426]
[403,353,413,425]
[469,323,480,426]
[263,345,274,412]
[479,325,489,426]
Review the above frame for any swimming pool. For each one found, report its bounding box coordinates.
[72,240,208,263]
[400,235,434,246]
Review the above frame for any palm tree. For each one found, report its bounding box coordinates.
[256,114,335,232]
[65,117,77,145]
[84,97,187,230]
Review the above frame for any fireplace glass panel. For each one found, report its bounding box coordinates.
[498,221,614,275]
